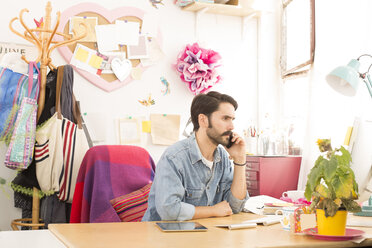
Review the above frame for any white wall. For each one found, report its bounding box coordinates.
[0,0,275,230]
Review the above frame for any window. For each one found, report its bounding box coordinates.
[280,0,315,79]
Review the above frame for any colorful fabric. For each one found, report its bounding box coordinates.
[70,145,155,223]
[0,66,39,144]
[4,62,40,170]
[4,98,37,169]
[58,117,89,202]
[110,183,152,222]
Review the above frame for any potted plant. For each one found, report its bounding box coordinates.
[305,139,361,236]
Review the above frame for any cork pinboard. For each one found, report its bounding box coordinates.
[57,3,161,92]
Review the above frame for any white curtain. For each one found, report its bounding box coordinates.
[297,0,372,189]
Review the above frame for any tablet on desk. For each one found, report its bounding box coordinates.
[156,222,208,232]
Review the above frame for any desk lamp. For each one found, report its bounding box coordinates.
[326,54,372,217]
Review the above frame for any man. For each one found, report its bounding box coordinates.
[142,91,248,221]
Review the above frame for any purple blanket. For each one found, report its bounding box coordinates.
[70,145,155,223]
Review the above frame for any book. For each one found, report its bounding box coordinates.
[243,195,291,215]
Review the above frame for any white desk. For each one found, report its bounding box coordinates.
[0,229,66,248]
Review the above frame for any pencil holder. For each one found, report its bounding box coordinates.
[245,136,257,155]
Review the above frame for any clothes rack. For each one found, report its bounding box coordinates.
[9,1,86,230]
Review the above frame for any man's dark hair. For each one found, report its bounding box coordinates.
[190,91,238,131]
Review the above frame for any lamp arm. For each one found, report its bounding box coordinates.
[364,74,372,99]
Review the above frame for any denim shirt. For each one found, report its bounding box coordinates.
[142,133,248,221]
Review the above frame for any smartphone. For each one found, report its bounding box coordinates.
[226,133,234,148]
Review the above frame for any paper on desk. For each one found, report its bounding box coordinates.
[243,195,288,215]
[347,219,372,227]
[352,233,372,244]
[216,223,257,230]
[243,216,282,226]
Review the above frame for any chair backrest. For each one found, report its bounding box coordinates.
[70,145,155,223]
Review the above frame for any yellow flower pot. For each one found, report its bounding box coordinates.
[316,209,347,236]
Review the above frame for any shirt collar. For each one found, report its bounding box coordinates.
[189,132,221,165]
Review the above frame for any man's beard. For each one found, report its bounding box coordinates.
[206,125,231,146]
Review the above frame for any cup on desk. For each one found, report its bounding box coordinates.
[275,207,296,231]
[282,190,305,201]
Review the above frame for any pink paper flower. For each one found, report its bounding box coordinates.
[175,43,221,95]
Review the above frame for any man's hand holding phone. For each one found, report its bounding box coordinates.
[225,132,246,164]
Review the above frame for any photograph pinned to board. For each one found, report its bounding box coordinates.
[119,117,145,145]
[150,114,180,146]
[70,43,108,75]
[69,16,98,42]
[115,20,140,46]
[95,24,119,53]
[127,35,149,59]
[141,13,158,37]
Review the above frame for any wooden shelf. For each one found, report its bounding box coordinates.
[182,2,257,17]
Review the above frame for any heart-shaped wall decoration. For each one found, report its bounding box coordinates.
[111,58,132,82]
[56,3,161,92]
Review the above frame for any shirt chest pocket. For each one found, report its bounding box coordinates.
[185,188,204,206]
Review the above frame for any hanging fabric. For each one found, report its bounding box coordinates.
[0,64,39,144]
[35,66,89,203]
[4,62,40,170]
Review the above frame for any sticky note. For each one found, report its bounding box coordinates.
[142,121,151,133]
[88,54,103,69]
[75,47,89,62]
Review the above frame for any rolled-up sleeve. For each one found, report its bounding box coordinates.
[154,155,195,221]
[225,190,249,213]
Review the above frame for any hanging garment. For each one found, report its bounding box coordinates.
[11,67,73,224]
[35,66,89,203]
[4,62,40,170]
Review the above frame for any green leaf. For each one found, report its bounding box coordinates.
[340,146,352,163]
[332,173,355,199]
[316,184,330,198]
[307,156,325,190]
[305,182,312,201]
[324,156,337,182]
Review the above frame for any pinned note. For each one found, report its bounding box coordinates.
[150,114,180,145]
[142,121,151,133]
[88,54,104,69]
[75,47,89,62]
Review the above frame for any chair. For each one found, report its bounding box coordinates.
[70,145,155,223]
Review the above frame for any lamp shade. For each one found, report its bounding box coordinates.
[326,59,360,96]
